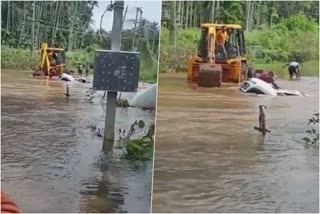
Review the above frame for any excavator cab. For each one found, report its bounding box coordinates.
[188,24,248,84]
[198,26,246,62]
[33,43,66,78]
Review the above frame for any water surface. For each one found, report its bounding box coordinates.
[152,73,319,213]
[1,69,154,213]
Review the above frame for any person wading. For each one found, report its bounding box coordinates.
[258,71,280,89]
[282,61,301,79]
[78,63,83,76]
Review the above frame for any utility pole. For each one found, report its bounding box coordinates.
[131,7,139,50]
[136,7,143,49]
[169,1,176,47]
[31,1,35,53]
[122,5,128,29]
[139,7,143,26]
[103,0,124,153]
[131,7,142,51]
[134,7,139,29]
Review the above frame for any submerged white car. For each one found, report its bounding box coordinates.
[60,73,91,83]
[240,78,307,96]
[129,83,157,109]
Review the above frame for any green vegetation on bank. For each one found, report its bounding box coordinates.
[303,113,319,145]
[1,46,158,83]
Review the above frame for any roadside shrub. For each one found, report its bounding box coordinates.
[65,50,94,68]
[1,46,38,69]
[160,28,197,73]
[302,112,319,145]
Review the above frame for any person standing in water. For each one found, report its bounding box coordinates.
[282,61,301,79]
[85,62,90,77]
[78,63,83,76]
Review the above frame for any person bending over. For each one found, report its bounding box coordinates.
[258,71,280,89]
[282,61,301,79]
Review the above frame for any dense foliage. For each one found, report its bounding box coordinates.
[125,125,154,161]
[1,1,97,50]
[246,14,319,63]
[162,1,319,30]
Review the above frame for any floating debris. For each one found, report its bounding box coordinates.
[84,88,96,103]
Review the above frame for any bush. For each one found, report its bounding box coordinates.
[122,122,155,161]
[275,13,318,32]
[302,113,319,144]
[247,14,319,63]
[1,46,39,70]
[1,46,94,70]
[160,28,198,73]
[65,50,94,68]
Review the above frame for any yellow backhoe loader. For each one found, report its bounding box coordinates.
[187,24,249,87]
[33,43,67,78]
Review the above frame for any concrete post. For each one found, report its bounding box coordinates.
[103,1,124,154]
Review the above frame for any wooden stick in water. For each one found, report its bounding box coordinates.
[254,105,270,135]
[64,83,70,97]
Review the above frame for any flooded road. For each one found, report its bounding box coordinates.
[1,69,154,213]
[152,73,319,213]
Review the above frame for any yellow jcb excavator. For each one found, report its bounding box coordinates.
[33,43,67,78]
[187,24,249,87]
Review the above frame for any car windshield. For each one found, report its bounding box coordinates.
[241,82,251,90]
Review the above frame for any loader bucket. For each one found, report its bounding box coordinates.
[197,63,223,87]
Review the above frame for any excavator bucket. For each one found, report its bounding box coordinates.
[197,63,223,87]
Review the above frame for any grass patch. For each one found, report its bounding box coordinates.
[119,121,154,161]
[1,47,39,69]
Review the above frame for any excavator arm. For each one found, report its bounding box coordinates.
[207,27,216,63]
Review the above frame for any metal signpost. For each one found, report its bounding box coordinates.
[93,1,140,154]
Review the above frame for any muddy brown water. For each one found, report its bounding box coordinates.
[152,73,319,213]
[1,69,154,213]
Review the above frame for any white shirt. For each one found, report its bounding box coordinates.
[289,62,300,68]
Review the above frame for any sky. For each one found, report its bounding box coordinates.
[91,1,162,31]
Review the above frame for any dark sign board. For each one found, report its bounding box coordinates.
[93,50,140,92]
